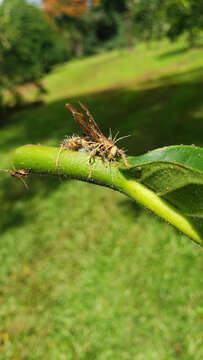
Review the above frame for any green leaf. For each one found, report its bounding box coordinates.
[121,145,203,218]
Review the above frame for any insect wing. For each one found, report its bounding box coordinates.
[78,102,105,138]
[65,104,90,135]
[66,103,106,141]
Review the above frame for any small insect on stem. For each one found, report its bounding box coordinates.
[57,102,130,177]
[0,169,30,189]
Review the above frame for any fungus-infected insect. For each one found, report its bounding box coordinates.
[0,168,29,188]
[56,102,129,173]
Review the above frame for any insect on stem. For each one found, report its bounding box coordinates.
[57,102,130,175]
[0,168,29,189]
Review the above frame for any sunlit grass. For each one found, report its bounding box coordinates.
[0,38,203,359]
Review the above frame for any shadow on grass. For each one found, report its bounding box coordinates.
[0,174,65,233]
[2,64,203,152]
[119,198,143,220]
[0,100,43,127]
[158,44,203,60]
[158,46,189,59]
[0,64,203,234]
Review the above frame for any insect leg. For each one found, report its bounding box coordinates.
[17,175,29,189]
[88,143,103,163]
[88,143,103,178]
[120,150,128,166]
[0,168,29,189]
[56,143,65,168]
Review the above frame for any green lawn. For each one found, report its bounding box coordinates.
[0,39,203,360]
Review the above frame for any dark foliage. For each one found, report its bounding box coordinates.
[0,0,68,102]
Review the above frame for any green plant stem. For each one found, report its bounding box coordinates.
[13,145,203,246]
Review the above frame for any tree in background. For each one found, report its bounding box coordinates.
[127,0,166,41]
[0,0,68,104]
[43,0,99,57]
[43,0,91,17]
[43,0,100,17]
[43,0,130,55]
[129,0,203,47]
[166,0,203,46]
[1,0,203,108]
[92,0,127,47]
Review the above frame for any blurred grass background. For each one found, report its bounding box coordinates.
[0,38,203,359]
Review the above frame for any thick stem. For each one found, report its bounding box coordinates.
[13,145,203,246]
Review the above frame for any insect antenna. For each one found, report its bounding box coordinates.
[109,128,112,141]
[114,134,131,144]
[112,131,120,143]
[0,169,10,174]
